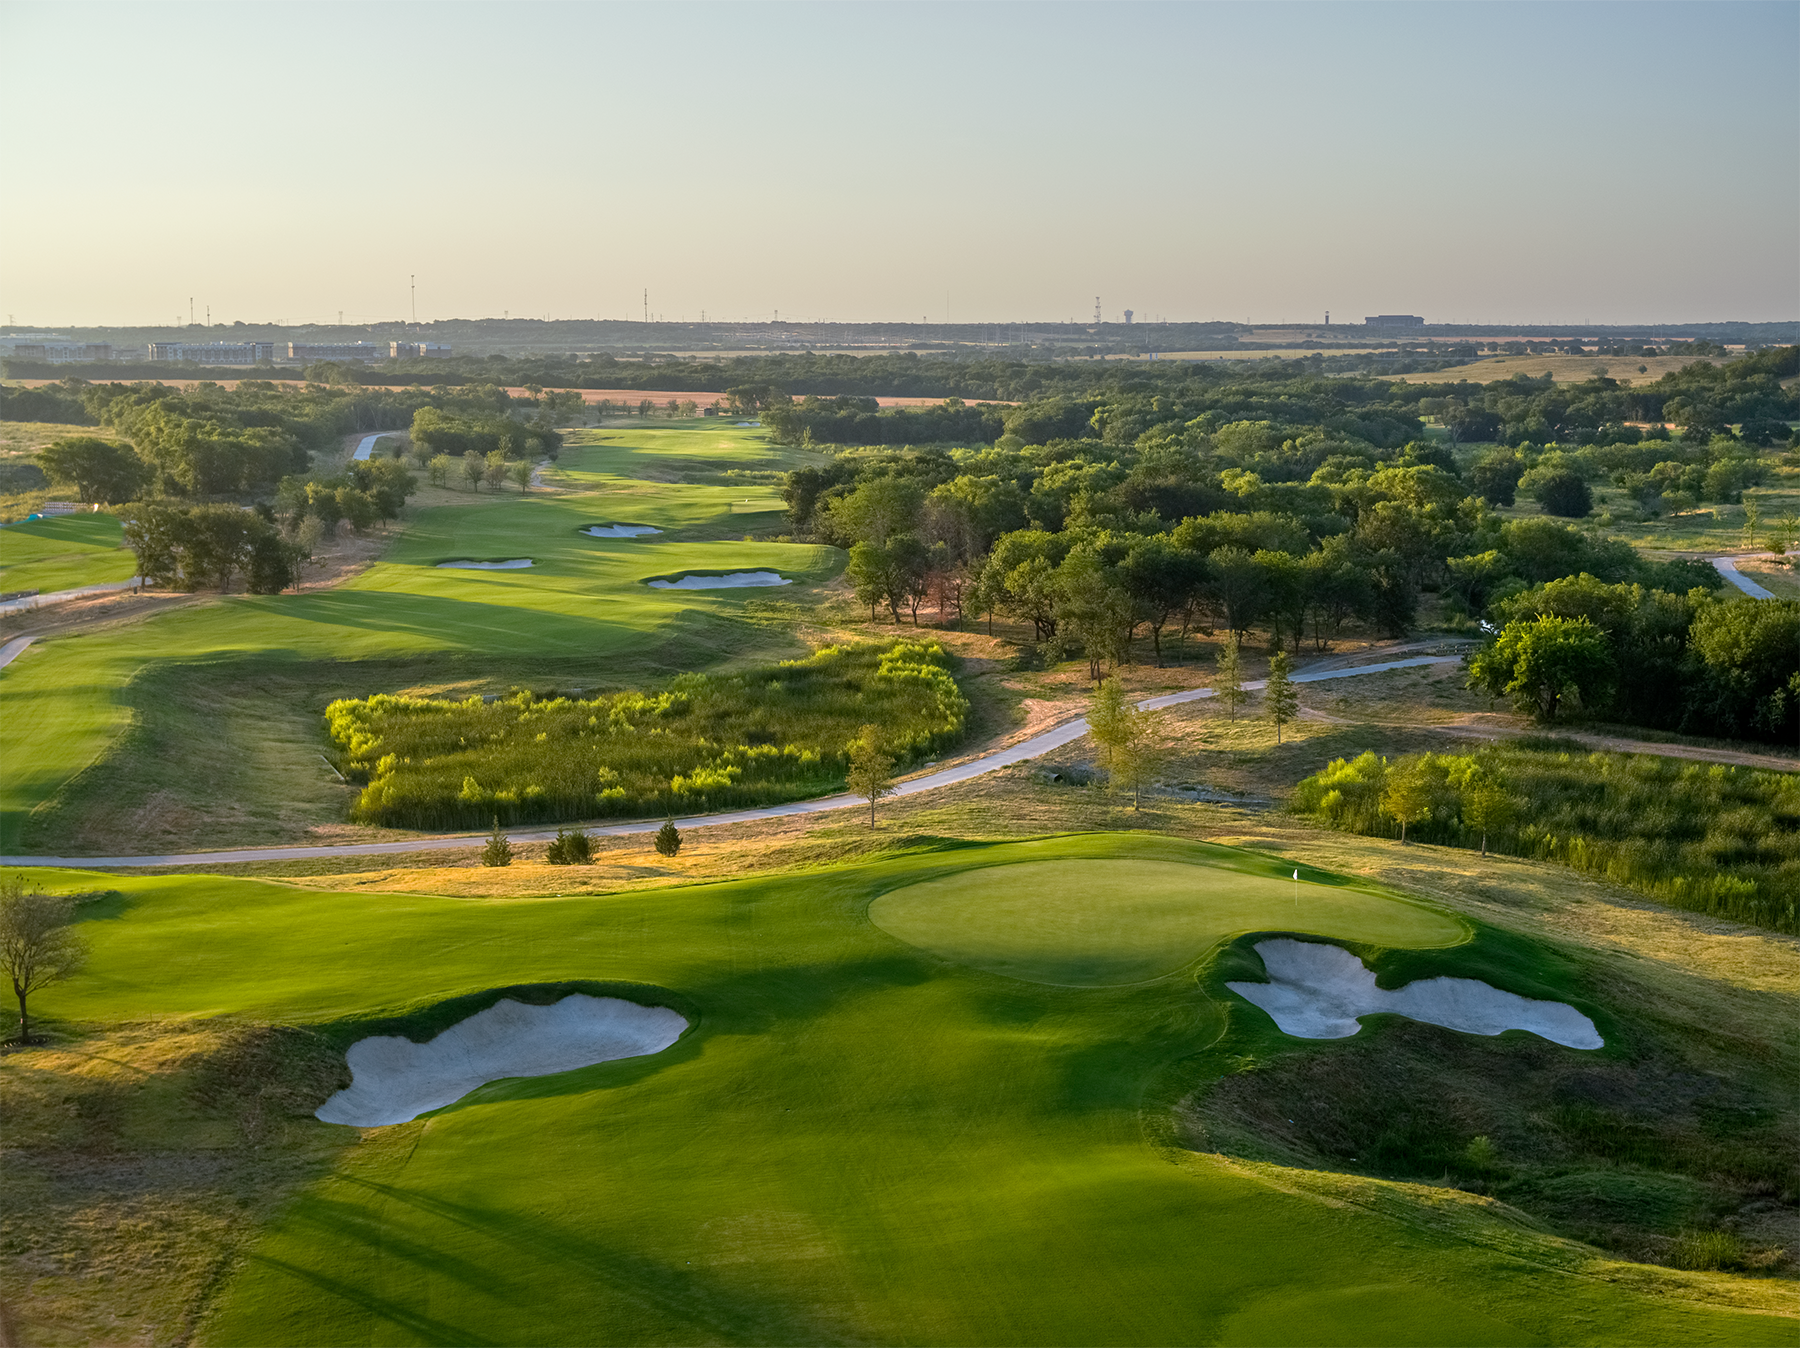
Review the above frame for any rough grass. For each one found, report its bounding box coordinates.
[1293,745,1800,932]
[327,640,969,828]
[0,512,135,596]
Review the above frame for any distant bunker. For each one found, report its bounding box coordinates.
[582,524,662,538]
[1227,939,1602,1048]
[436,559,534,569]
[647,571,792,590]
[316,995,688,1128]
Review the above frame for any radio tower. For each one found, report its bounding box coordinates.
[1093,296,1101,324]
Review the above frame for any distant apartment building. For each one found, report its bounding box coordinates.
[390,341,453,358]
[0,335,112,362]
[147,341,277,363]
[288,342,386,362]
[1364,314,1425,329]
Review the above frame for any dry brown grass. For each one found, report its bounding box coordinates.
[1391,352,1730,386]
[0,1021,353,1347]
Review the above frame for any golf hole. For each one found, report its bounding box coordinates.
[647,571,792,590]
[582,524,662,538]
[437,559,535,570]
[316,994,688,1127]
[1226,939,1602,1049]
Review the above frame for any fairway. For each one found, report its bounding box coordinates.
[0,425,839,853]
[869,855,1463,985]
[14,833,1787,1346]
[0,512,135,595]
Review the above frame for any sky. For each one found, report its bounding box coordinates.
[3,0,1795,329]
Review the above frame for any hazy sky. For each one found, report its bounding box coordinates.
[4,1,1795,328]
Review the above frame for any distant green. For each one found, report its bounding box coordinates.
[0,512,135,595]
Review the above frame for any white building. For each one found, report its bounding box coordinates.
[147,341,277,363]
[0,334,111,362]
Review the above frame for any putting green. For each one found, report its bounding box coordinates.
[868,856,1465,986]
[15,835,1789,1346]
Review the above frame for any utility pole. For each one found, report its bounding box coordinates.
[643,289,648,324]
[189,297,194,325]
[411,275,416,326]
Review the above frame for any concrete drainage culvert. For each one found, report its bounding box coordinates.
[582,523,662,538]
[647,571,791,590]
[1226,939,1602,1049]
[437,559,535,570]
[316,994,688,1127]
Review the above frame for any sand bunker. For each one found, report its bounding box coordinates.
[647,571,791,589]
[1226,939,1602,1049]
[315,994,688,1127]
[437,559,534,570]
[582,524,662,538]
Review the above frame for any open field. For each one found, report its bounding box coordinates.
[6,831,1794,1345]
[1391,353,1746,385]
[0,424,841,855]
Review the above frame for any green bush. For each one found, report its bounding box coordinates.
[655,821,681,857]
[1292,747,1799,933]
[326,641,968,830]
[545,828,593,865]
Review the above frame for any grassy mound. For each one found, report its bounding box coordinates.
[327,640,968,828]
[867,850,1463,986]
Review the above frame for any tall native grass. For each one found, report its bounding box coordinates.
[326,641,968,829]
[1291,743,1800,933]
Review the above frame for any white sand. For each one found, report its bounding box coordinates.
[647,571,792,589]
[315,994,688,1127]
[583,524,662,538]
[436,559,534,569]
[1226,939,1602,1049]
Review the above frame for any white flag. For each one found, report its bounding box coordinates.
[1293,869,1299,880]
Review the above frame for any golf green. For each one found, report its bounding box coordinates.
[868,856,1464,985]
[20,834,1789,1346]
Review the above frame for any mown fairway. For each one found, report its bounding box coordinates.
[19,834,1786,1346]
[0,512,135,595]
[0,425,837,852]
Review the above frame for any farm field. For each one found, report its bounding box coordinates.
[1391,352,1747,386]
[0,425,840,855]
[8,832,1792,1346]
[0,512,135,596]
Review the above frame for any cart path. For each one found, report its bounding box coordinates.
[4,654,1465,869]
[0,578,143,617]
[1711,553,1781,600]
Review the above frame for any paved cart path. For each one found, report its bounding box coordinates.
[1711,553,1782,600]
[4,655,1464,869]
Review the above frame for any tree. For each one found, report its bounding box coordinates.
[1458,780,1519,857]
[1214,639,1247,721]
[1264,650,1299,743]
[510,457,534,492]
[1088,679,1166,809]
[0,877,87,1043]
[427,454,451,488]
[36,436,148,503]
[846,724,897,828]
[1467,615,1615,722]
[1206,547,1270,645]
[1120,537,1208,666]
[484,450,510,490]
[462,449,486,490]
[1381,758,1436,844]
[546,828,593,864]
[1469,449,1524,507]
[1526,468,1593,518]
[846,541,898,622]
[654,819,682,856]
[481,817,513,867]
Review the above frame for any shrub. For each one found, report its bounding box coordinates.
[1293,746,1800,933]
[1526,469,1593,517]
[545,828,593,865]
[654,820,681,857]
[481,817,513,867]
[326,641,968,830]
